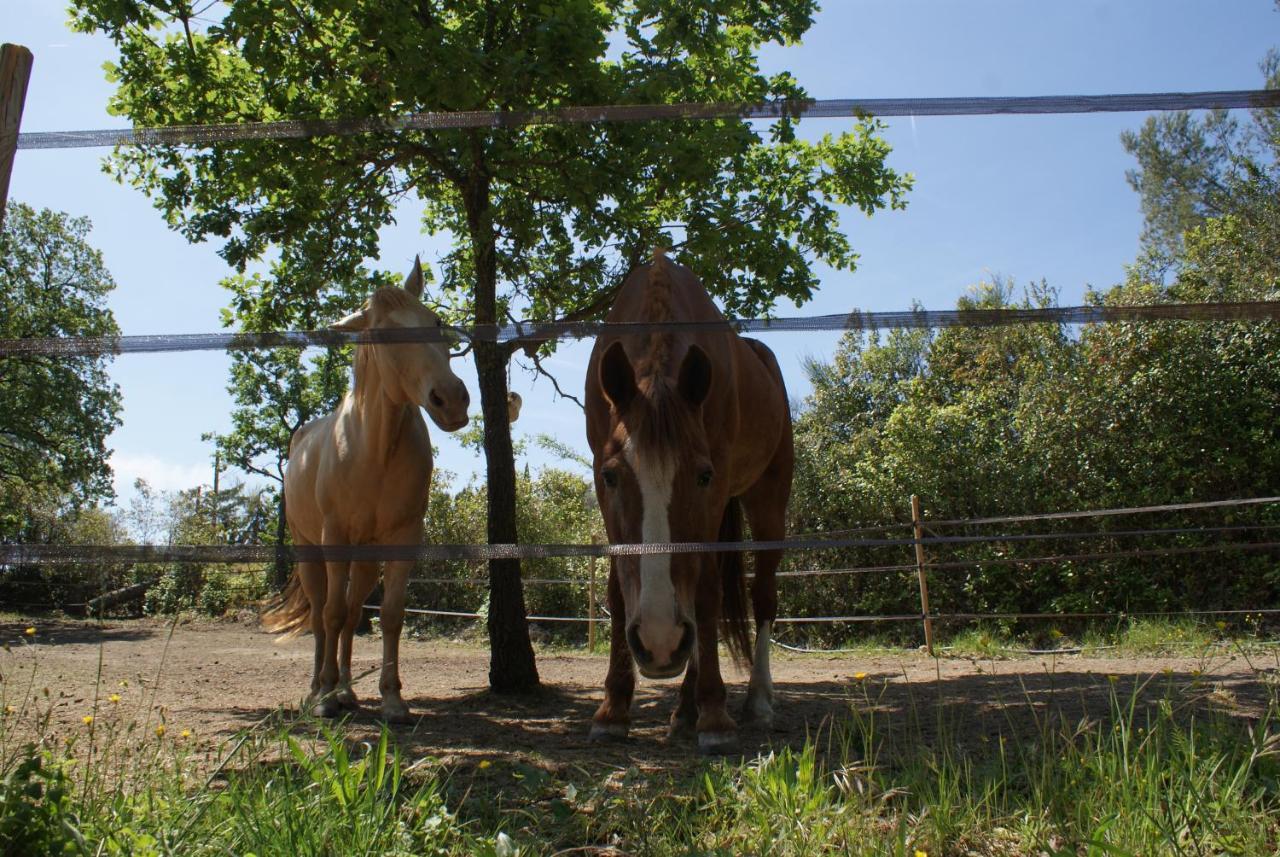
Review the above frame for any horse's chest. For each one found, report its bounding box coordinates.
[320,433,432,541]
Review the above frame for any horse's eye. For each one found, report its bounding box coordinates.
[697,468,713,487]
[602,469,619,489]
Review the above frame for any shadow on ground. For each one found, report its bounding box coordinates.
[216,660,1276,779]
[0,619,160,647]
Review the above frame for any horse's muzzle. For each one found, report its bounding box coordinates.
[629,619,696,679]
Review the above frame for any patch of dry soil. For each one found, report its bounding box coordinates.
[2,617,1273,771]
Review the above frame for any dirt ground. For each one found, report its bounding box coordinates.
[3,615,1276,772]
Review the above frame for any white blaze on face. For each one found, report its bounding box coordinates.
[625,440,681,651]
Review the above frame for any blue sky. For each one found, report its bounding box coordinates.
[7,1,1279,507]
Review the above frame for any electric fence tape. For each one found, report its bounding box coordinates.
[19,90,1280,150]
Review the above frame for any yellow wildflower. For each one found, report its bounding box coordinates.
[82,715,94,726]
[24,627,35,637]
[109,694,121,704]
[180,729,191,739]
[915,850,929,857]
[478,760,491,769]
[853,672,868,682]
[3,705,14,716]
[155,724,166,738]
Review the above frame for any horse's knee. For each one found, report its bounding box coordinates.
[323,601,347,632]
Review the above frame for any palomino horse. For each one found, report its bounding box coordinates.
[263,258,469,722]
[584,252,793,755]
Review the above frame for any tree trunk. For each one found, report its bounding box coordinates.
[476,340,539,692]
[273,488,289,590]
[466,167,540,694]
[81,581,152,617]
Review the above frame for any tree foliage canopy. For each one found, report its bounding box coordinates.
[788,75,1280,635]
[72,0,912,689]
[70,0,910,325]
[0,203,122,538]
[1122,48,1279,280]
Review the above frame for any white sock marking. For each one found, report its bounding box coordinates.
[750,620,773,696]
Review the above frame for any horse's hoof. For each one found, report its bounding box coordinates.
[311,699,341,719]
[380,702,412,724]
[335,688,359,710]
[740,698,774,731]
[668,717,697,741]
[588,722,629,744]
[740,711,774,731]
[697,731,741,756]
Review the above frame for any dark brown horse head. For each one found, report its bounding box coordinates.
[594,338,719,678]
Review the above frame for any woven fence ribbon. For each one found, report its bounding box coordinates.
[19,90,1280,150]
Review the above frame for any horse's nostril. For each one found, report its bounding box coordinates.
[626,624,652,666]
[429,390,445,409]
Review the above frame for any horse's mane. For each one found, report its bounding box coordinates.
[631,250,699,453]
[370,286,419,313]
[350,287,424,393]
[637,249,676,382]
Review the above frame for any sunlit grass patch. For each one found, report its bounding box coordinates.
[1098,616,1216,655]
[937,616,1266,659]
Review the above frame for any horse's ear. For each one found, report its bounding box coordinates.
[678,344,712,406]
[404,256,425,298]
[331,308,370,331]
[599,341,637,412]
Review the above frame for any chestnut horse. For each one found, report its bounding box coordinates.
[584,252,793,755]
[263,259,469,722]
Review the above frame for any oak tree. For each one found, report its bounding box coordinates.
[72,0,911,691]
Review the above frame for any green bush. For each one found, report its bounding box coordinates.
[0,747,84,856]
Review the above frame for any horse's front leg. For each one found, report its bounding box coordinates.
[694,555,738,756]
[669,658,698,740]
[590,559,635,742]
[336,560,380,709]
[314,547,351,718]
[740,447,790,730]
[296,558,327,704]
[377,557,413,723]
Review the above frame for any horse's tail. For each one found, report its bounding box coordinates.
[260,567,311,637]
[719,496,753,665]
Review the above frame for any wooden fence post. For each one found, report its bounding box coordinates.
[0,44,34,232]
[587,554,598,652]
[911,494,936,656]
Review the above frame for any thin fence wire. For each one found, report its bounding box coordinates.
[5,521,1278,565]
[926,494,1280,528]
[9,497,1278,628]
[18,89,1280,151]
[4,301,1278,359]
[29,535,1280,602]
[762,607,1280,626]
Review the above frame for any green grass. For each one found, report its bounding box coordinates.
[4,679,1280,854]
[5,624,1280,855]
[940,616,1273,658]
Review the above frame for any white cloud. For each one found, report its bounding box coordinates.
[109,451,210,497]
